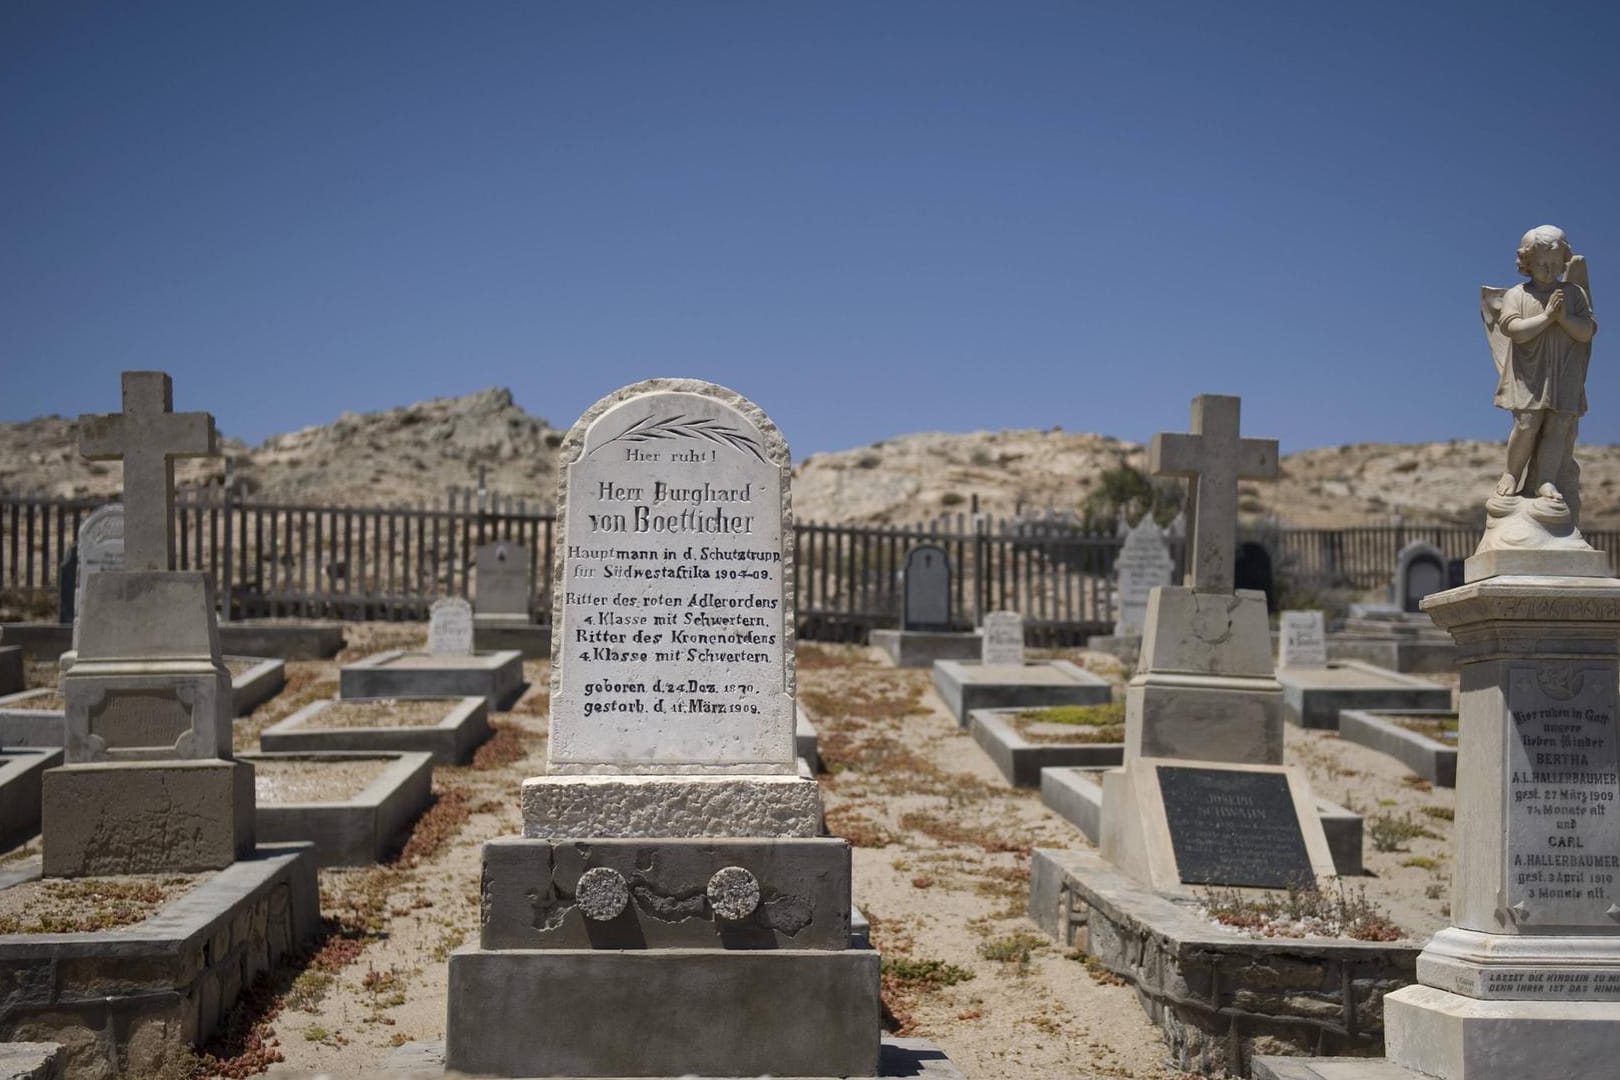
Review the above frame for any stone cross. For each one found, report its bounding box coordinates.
[1150,395,1276,594]
[78,372,216,573]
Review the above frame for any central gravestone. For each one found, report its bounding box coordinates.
[1158,765,1315,888]
[902,544,951,631]
[427,597,474,657]
[1114,515,1175,637]
[1278,610,1329,669]
[981,610,1026,665]
[447,379,878,1078]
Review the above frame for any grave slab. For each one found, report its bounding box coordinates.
[968,708,1123,787]
[870,628,981,668]
[1338,708,1458,787]
[0,750,63,850]
[445,947,880,1078]
[242,750,434,866]
[1276,660,1451,730]
[259,696,489,766]
[0,692,62,749]
[931,659,1111,727]
[0,844,319,1080]
[227,656,285,716]
[339,648,523,710]
[472,619,551,658]
[1030,847,1420,1075]
[1041,766,1364,877]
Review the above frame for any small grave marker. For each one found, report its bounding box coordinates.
[475,542,532,620]
[902,544,951,631]
[1278,610,1328,669]
[428,598,475,656]
[1114,516,1175,636]
[981,611,1025,665]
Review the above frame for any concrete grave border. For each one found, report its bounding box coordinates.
[228,656,285,716]
[931,659,1112,728]
[260,696,490,766]
[870,628,981,668]
[968,708,1123,787]
[0,691,63,749]
[0,844,320,1079]
[0,621,344,664]
[1030,847,1420,1076]
[340,648,523,711]
[1338,708,1458,788]
[1277,660,1452,730]
[241,750,434,866]
[0,749,63,849]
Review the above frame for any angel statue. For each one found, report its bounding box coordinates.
[1482,225,1597,522]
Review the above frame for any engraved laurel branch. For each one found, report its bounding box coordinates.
[592,413,767,463]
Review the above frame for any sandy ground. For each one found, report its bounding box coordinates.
[2,622,1462,1078]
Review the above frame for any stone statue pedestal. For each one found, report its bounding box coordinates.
[1384,569,1620,1078]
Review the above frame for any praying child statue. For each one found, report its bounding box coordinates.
[1482,225,1597,522]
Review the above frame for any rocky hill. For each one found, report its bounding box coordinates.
[4,389,1618,529]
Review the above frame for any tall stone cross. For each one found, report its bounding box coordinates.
[78,371,217,572]
[1149,394,1277,594]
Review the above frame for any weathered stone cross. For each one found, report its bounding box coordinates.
[1150,394,1277,593]
[78,371,217,572]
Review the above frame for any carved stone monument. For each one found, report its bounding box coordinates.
[42,371,253,876]
[445,379,879,1077]
[1377,230,1620,1079]
[1099,395,1336,891]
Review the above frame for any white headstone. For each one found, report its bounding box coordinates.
[981,611,1025,665]
[71,503,125,651]
[428,597,475,656]
[547,379,794,774]
[1113,516,1175,637]
[1278,610,1328,669]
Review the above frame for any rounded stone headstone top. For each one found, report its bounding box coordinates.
[575,866,630,921]
[707,866,761,921]
[555,378,791,470]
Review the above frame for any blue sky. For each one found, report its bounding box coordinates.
[4,2,1617,459]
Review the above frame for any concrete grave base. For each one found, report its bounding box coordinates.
[0,749,63,850]
[1030,847,1421,1077]
[260,696,489,765]
[227,657,285,716]
[472,617,551,658]
[0,1042,62,1080]
[340,648,524,710]
[42,760,255,876]
[0,647,21,697]
[931,659,1111,727]
[0,621,344,664]
[62,661,233,762]
[1252,1058,1423,1079]
[1276,661,1451,730]
[521,774,823,838]
[0,844,320,1080]
[1125,671,1284,765]
[1338,709,1457,787]
[1041,766,1364,877]
[1384,984,1620,1080]
[1329,615,1457,674]
[478,836,852,950]
[444,947,882,1077]
[384,1034,962,1079]
[969,708,1122,787]
[870,628,981,668]
[0,692,61,749]
[241,751,434,867]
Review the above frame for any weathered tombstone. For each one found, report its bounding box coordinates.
[1277,610,1328,669]
[1113,515,1175,637]
[901,544,951,631]
[474,541,532,622]
[428,597,475,656]
[1394,541,1446,613]
[446,379,879,1078]
[69,503,124,650]
[44,371,252,876]
[981,611,1026,665]
[1099,394,1336,892]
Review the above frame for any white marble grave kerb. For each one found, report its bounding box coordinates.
[428,597,475,656]
[547,380,795,775]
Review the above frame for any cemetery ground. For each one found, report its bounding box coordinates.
[7,630,1458,1079]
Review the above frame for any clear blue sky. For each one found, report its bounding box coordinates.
[4,2,1617,459]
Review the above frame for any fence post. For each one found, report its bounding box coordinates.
[220,463,233,622]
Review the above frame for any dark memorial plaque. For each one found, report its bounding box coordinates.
[1158,765,1315,888]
